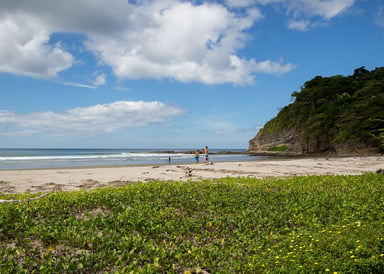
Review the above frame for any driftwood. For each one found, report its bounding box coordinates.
[185,167,193,177]
[0,193,49,203]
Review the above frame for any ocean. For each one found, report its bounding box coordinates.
[0,148,266,170]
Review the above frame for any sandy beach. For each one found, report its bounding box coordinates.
[0,156,383,194]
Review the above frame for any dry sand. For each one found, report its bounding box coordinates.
[0,156,383,194]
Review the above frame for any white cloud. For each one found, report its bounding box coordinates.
[225,0,355,18]
[58,74,106,88]
[285,0,356,32]
[0,101,184,135]
[93,74,107,86]
[226,0,356,31]
[0,0,357,84]
[225,0,257,8]
[287,19,311,31]
[290,0,355,20]
[0,0,361,84]
[254,59,295,75]
[0,0,294,85]
[275,0,355,20]
[59,81,97,89]
[84,1,274,85]
[0,14,73,78]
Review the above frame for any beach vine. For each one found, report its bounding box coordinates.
[0,174,383,273]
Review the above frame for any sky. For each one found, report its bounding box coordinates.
[0,0,383,149]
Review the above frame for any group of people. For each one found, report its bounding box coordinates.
[195,146,209,164]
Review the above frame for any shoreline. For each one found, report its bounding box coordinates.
[0,148,258,170]
[0,154,274,172]
[0,155,383,194]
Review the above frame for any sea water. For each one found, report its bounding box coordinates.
[0,148,266,170]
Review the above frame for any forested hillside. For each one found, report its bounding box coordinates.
[248,67,384,155]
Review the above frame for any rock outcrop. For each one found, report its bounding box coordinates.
[248,128,302,155]
[248,128,381,156]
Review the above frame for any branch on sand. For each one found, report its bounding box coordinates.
[0,193,50,203]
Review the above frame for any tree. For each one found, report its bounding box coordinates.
[353,66,369,80]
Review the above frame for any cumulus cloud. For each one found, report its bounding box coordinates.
[228,0,356,31]
[0,101,184,135]
[84,1,270,85]
[0,0,358,83]
[0,0,295,85]
[0,14,73,78]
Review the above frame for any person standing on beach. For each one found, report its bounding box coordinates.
[195,150,200,163]
[204,146,209,164]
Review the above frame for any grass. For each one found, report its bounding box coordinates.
[267,145,288,152]
[1,174,384,273]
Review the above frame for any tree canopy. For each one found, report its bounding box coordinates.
[259,66,384,153]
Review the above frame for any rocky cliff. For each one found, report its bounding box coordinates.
[247,67,384,156]
[248,128,381,156]
[248,128,303,155]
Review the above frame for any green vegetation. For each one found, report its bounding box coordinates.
[267,145,288,152]
[1,175,384,273]
[259,66,384,152]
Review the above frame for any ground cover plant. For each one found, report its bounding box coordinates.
[1,174,384,273]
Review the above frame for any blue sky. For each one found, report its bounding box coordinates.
[0,0,383,149]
